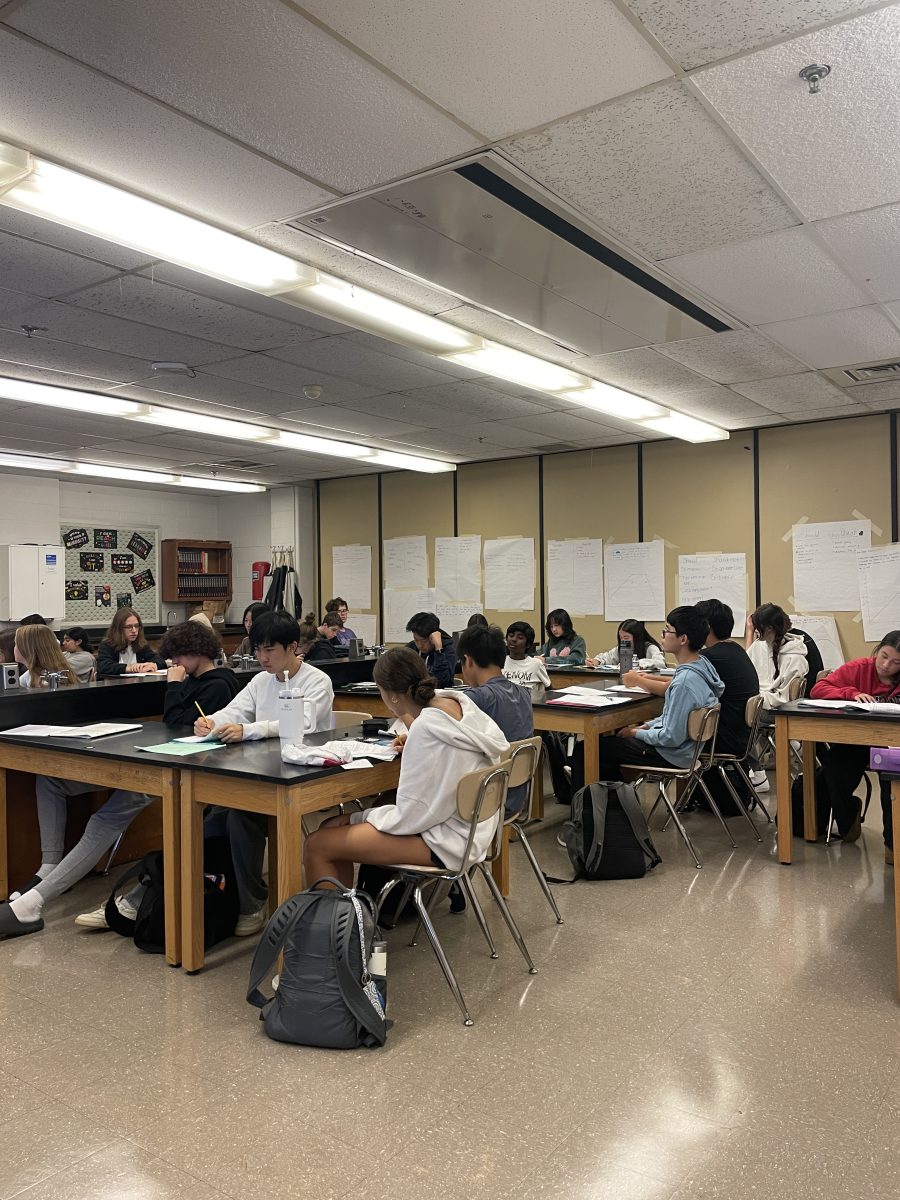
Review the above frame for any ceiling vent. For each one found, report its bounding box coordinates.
[184,458,266,472]
[824,360,900,386]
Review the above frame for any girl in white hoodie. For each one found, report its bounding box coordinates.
[745,602,808,788]
[304,647,510,886]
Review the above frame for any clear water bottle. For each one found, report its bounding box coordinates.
[618,639,633,675]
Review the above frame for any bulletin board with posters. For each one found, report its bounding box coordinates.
[60,525,160,625]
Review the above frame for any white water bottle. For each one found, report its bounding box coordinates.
[278,671,313,742]
[367,940,387,977]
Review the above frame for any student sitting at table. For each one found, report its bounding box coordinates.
[96,607,166,677]
[324,596,357,645]
[467,613,489,629]
[537,609,587,666]
[572,607,723,788]
[406,610,457,688]
[13,625,77,688]
[587,620,665,670]
[61,626,96,683]
[503,621,551,688]
[303,647,509,889]
[236,602,269,658]
[744,603,808,790]
[195,610,334,935]
[298,611,339,663]
[810,631,900,856]
[0,622,242,939]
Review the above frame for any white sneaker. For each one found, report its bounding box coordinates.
[749,770,770,794]
[74,896,137,930]
[235,906,267,937]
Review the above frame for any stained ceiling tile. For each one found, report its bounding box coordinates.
[271,337,455,392]
[301,0,671,139]
[731,372,851,411]
[0,288,44,323]
[662,227,871,325]
[0,207,151,270]
[0,359,127,392]
[624,1,883,69]
[816,204,900,302]
[760,307,900,370]
[692,6,900,220]
[0,329,150,385]
[0,230,120,299]
[9,0,478,193]
[652,329,805,383]
[502,82,796,261]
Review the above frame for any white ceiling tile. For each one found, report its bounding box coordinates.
[0,288,43,322]
[664,388,776,428]
[662,227,870,325]
[624,1,884,70]
[67,276,309,353]
[302,0,671,139]
[731,372,852,411]
[502,82,796,260]
[815,204,900,302]
[0,207,151,270]
[0,359,127,392]
[843,379,900,408]
[512,411,624,442]
[275,405,426,440]
[0,29,333,230]
[652,329,805,383]
[0,329,150,384]
[0,230,120,298]
[692,7,900,220]
[460,421,548,449]
[0,433,76,456]
[335,331,479,381]
[342,394,466,431]
[392,430,505,458]
[8,0,478,193]
[778,405,869,422]
[760,307,900,370]
[392,381,556,421]
[440,306,593,368]
[72,438,214,464]
[201,354,382,404]
[578,346,722,400]
[112,373,321,419]
[271,337,455,392]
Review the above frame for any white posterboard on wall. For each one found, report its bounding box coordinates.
[603,540,665,622]
[547,538,603,616]
[856,543,900,642]
[484,538,534,611]
[435,535,481,603]
[791,519,870,611]
[678,552,747,631]
[331,544,371,610]
[789,613,845,672]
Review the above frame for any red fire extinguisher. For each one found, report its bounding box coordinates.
[251,561,271,601]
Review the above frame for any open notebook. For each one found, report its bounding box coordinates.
[0,722,142,739]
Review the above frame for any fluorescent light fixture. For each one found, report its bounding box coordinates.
[367,450,456,473]
[440,340,587,393]
[0,451,71,471]
[281,272,476,354]
[640,413,729,443]
[264,430,373,459]
[561,381,665,421]
[0,146,310,293]
[0,377,147,417]
[174,475,265,493]
[69,463,175,484]
[133,407,271,440]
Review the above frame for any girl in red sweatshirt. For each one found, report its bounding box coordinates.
[810,631,900,860]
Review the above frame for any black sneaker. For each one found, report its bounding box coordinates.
[448,883,467,914]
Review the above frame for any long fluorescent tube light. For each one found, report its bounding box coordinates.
[264,430,373,459]
[0,377,147,417]
[0,449,265,491]
[169,476,265,493]
[640,413,730,443]
[0,148,310,293]
[0,451,72,471]
[561,381,665,421]
[440,340,587,393]
[133,406,271,441]
[366,450,456,473]
[69,463,175,484]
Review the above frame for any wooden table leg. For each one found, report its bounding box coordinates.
[180,772,205,972]
[0,766,7,902]
[893,783,900,1001]
[583,727,601,786]
[160,769,181,967]
[802,740,818,841]
[775,717,793,865]
[266,815,279,916]
[275,786,302,905]
[491,826,511,897]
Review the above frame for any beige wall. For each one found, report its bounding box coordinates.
[317,475,379,629]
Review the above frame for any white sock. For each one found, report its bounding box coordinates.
[10,891,44,923]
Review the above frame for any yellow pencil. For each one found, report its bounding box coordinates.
[194,701,208,722]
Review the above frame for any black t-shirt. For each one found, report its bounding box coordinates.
[700,641,760,756]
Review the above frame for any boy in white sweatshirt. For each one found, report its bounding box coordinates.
[304,647,509,886]
[195,610,333,933]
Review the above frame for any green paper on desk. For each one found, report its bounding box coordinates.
[136,740,229,756]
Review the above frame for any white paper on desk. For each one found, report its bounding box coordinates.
[547,538,603,616]
[331,544,371,610]
[546,693,631,708]
[798,699,854,709]
[856,543,900,642]
[788,614,844,672]
[484,538,534,611]
[342,759,373,769]
[383,535,427,589]
[0,724,62,737]
[383,586,435,642]
[678,552,746,630]
[603,541,665,622]
[435,535,481,603]
[606,684,653,695]
[350,613,378,647]
[791,520,870,611]
[174,733,221,743]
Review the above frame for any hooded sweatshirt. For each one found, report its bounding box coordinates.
[634,655,724,767]
[810,657,900,702]
[747,633,808,710]
[353,690,510,870]
[407,630,456,688]
[538,633,587,666]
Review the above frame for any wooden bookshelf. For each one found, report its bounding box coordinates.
[161,539,232,602]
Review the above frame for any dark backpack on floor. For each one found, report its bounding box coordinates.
[790,770,831,839]
[355,864,416,927]
[559,782,661,880]
[246,879,388,1049]
[105,835,239,954]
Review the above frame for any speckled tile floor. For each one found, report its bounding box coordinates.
[1,776,897,1200]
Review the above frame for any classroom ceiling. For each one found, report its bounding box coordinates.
[2,0,900,489]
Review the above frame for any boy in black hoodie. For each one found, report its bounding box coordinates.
[406,611,456,688]
[160,620,242,724]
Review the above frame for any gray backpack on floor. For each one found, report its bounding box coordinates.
[561,782,661,880]
[246,879,388,1049]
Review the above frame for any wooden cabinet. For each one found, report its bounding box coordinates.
[160,539,232,603]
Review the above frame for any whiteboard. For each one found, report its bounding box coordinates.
[678,553,747,631]
[603,541,666,622]
[484,538,534,611]
[331,544,371,610]
[547,538,603,615]
[856,543,900,642]
[791,520,870,611]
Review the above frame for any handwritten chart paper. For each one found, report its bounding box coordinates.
[331,544,371,610]
[678,553,747,630]
[484,538,534,611]
[857,543,900,642]
[603,541,665,622]
[792,520,870,611]
[435,535,481,602]
[383,536,427,590]
[383,587,435,642]
[437,600,483,632]
[351,613,378,647]
[789,614,844,672]
[547,539,603,615]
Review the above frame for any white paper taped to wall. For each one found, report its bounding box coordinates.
[547,538,603,615]
[678,552,747,630]
[484,538,534,611]
[856,543,900,642]
[789,613,844,671]
[434,535,481,603]
[791,520,870,611]
[383,536,427,590]
[350,613,378,647]
[383,587,435,643]
[436,600,483,632]
[603,541,665,622]
[331,544,371,610]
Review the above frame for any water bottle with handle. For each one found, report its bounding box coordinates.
[277,671,315,742]
[618,638,633,675]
